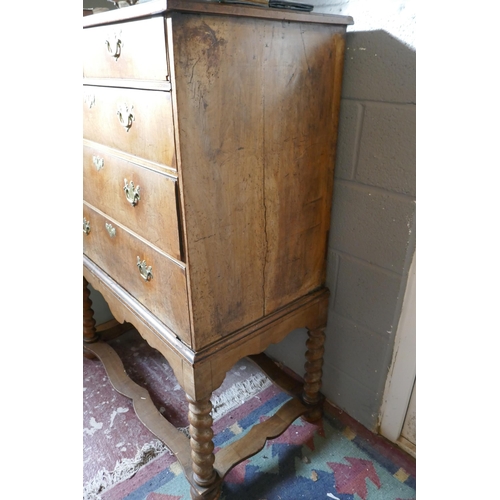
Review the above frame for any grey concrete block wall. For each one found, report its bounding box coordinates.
[267,18,416,431]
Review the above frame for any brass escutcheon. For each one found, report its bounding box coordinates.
[93,155,104,171]
[137,257,153,281]
[117,103,134,132]
[124,179,140,206]
[84,94,95,109]
[83,218,91,235]
[105,32,122,61]
[105,222,116,238]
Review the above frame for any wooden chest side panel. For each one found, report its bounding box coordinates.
[263,25,345,313]
[171,14,345,349]
[171,14,267,349]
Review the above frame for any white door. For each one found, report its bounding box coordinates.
[400,380,416,448]
[379,252,416,457]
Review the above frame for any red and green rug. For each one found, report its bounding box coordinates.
[84,329,415,500]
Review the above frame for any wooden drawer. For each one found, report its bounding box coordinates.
[83,86,176,168]
[83,16,168,81]
[83,144,182,261]
[83,202,191,345]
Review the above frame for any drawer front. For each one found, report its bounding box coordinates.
[83,145,182,261]
[83,86,176,168]
[83,203,191,345]
[83,17,169,81]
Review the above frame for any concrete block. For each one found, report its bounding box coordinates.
[265,322,381,431]
[265,328,307,378]
[356,103,415,196]
[329,182,415,273]
[325,312,392,395]
[333,255,402,336]
[321,363,381,431]
[335,100,363,180]
[325,250,339,302]
[341,30,416,104]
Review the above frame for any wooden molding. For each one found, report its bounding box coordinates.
[214,398,308,478]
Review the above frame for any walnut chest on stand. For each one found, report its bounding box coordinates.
[82,1,353,498]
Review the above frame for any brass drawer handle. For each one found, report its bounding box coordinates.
[84,94,95,109]
[105,222,116,238]
[137,257,153,281]
[117,103,134,132]
[124,179,140,207]
[93,155,104,171]
[83,218,91,235]
[105,33,122,61]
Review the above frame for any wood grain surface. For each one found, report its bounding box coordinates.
[170,13,345,349]
[83,85,176,168]
[83,16,169,81]
[83,143,182,261]
[83,203,191,343]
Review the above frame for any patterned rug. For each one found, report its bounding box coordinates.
[84,329,415,500]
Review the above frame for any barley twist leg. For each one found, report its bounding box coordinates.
[187,395,221,499]
[83,277,99,358]
[302,326,326,422]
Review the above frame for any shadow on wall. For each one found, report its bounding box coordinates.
[341,29,415,104]
[267,29,416,432]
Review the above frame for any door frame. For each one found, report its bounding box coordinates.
[379,251,416,456]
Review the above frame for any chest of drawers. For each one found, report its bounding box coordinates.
[83,1,352,498]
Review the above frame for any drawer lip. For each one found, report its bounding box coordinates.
[83,86,177,168]
[83,145,183,262]
[83,139,177,177]
[83,16,169,82]
[83,253,195,360]
[84,2,168,28]
[84,201,185,269]
[83,78,172,92]
[83,202,191,344]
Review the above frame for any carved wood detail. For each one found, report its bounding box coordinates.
[302,326,326,422]
[187,395,218,488]
[83,277,99,344]
[213,397,308,478]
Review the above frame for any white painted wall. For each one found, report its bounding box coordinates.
[312,0,415,49]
